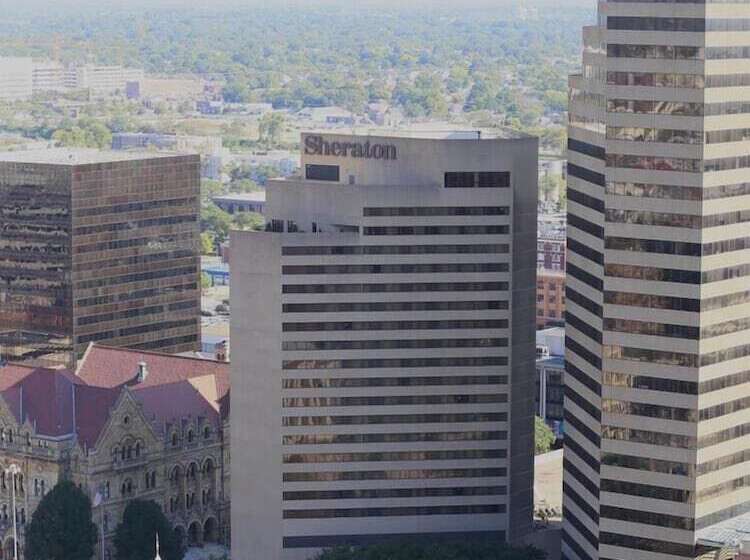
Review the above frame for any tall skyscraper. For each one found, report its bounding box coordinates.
[0,149,201,367]
[565,3,750,559]
[231,130,538,560]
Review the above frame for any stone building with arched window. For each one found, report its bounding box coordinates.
[0,343,230,559]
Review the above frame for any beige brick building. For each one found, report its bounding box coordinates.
[0,344,230,559]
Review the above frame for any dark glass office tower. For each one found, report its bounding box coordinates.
[0,149,201,366]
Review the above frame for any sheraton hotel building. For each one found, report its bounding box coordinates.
[231,130,539,560]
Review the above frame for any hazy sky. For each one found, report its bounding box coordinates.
[0,0,596,10]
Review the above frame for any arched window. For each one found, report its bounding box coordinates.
[121,479,133,497]
[187,430,194,444]
[187,463,197,480]
[120,447,126,461]
[150,472,156,489]
[203,426,211,440]
[135,442,141,458]
[171,433,179,447]
[7,429,13,444]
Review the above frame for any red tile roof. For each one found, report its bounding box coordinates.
[76,344,229,389]
[0,344,230,450]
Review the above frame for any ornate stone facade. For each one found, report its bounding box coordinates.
[0,344,230,560]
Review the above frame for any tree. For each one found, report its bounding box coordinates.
[25,480,97,560]
[258,112,286,148]
[201,204,234,243]
[114,500,183,560]
[201,231,216,255]
[535,416,555,455]
[233,212,264,231]
[313,538,546,560]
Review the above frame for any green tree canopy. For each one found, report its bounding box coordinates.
[201,204,234,243]
[201,231,216,255]
[25,480,98,560]
[114,499,183,560]
[233,211,265,231]
[535,416,556,455]
[313,539,546,560]
[258,112,286,148]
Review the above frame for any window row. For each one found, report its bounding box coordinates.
[283,448,506,464]
[283,486,507,501]
[282,281,508,294]
[602,398,696,422]
[608,126,702,145]
[282,393,508,408]
[283,338,507,352]
[282,300,509,314]
[283,504,506,520]
[282,412,507,426]
[606,180,750,201]
[282,319,508,332]
[607,99,702,116]
[282,430,507,446]
[281,243,509,256]
[607,71,704,89]
[282,375,507,390]
[283,263,508,276]
[601,452,691,476]
[363,225,509,236]
[363,206,508,217]
[606,154,700,173]
[282,467,507,482]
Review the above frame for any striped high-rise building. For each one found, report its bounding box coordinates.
[565,2,750,559]
[231,130,538,560]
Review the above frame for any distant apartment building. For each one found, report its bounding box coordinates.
[75,65,144,95]
[537,235,565,272]
[212,192,266,215]
[535,327,565,439]
[0,149,201,367]
[0,57,33,101]
[536,269,565,329]
[0,58,143,99]
[32,61,77,93]
[112,133,223,179]
[231,129,538,560]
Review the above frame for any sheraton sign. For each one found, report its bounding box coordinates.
[304,135,397,161]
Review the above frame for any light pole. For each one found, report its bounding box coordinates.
[6,464,20,560]
[93,485,106,560]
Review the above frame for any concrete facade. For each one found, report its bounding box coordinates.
[565,3,750,559]
[231,130,538,560]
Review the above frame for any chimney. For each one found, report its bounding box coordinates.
[215,341,229,363]
[137,361,148,383]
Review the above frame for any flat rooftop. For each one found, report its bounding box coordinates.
[307,125,532,141]
[212,192,266,203]
[0,148,190,166]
